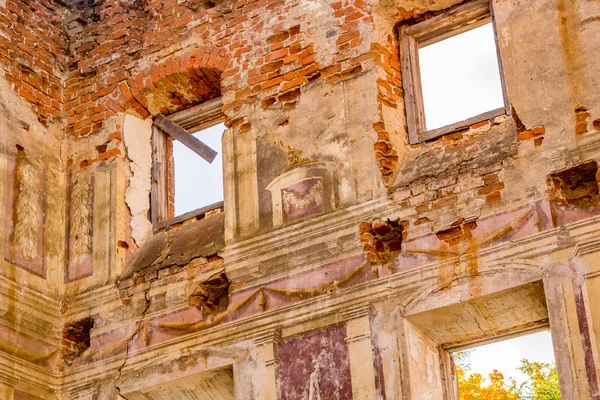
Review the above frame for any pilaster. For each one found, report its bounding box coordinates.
[342,305,378,400]
[254,330,281,400]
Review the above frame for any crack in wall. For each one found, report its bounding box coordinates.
[113,283,153,399]
[464,305,484,333]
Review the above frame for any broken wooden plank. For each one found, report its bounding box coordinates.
[154,115,218,163]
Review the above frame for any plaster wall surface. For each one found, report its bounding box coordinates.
[0,0,598,398]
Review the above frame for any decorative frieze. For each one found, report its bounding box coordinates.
[12,151,41,260]
[67,173,94,282]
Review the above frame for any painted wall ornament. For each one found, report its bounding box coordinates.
[282,179,324,215]
[308,362,322,400]
[266,162,335,227]
[270,139,312,170]
[12,150,41,260]
[67,172,94,282]
[70,176,93,263]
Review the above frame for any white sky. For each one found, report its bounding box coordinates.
[458,330,557,386]
[419,22,505,130]
[172,122,225,216]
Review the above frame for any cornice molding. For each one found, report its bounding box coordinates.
[61,218,600,386]
[572,238,600,258]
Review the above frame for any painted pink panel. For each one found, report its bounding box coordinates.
[471,204,539,245]
[227,255,371,321]
[282,177,325,223]
[278,325,352,400]
[552,203,600,226]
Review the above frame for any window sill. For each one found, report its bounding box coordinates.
[153,201,224,232]
[417,107,508,143]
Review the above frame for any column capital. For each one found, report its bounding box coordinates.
[253,328,282,346]
[341,304,373,321]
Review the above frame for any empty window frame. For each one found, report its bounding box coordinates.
[399,0,510,143]
[151,97,225,226]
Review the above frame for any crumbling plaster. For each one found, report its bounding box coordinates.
[122,115,153,247]
[252,69,384,220]
[0,72,66,294]
[0,0,599,398]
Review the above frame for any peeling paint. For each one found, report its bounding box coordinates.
[123,114,153,247]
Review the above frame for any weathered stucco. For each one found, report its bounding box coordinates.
[0,0,599,398]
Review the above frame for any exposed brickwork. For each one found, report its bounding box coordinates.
[0,0,475,190]
[359,218,403,264]
[0,0,68,126]
[372,5,444,185]
[436,218,477,246]
[547,160,600,207]
[393,159,507,217]
[575,105,590,135]
[189,271,231,314]
[373,32,402,186]
[513,107,546,146]
[62,317,94,366]
[0,0,392,174]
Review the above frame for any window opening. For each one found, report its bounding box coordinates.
[172,122,225,216]
[419,22,504,131]
[453,330,560,399]
[151,97,225,226]
[400,0,510,143]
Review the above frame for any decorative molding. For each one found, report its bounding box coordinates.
[572,238,600,258]
[43,217,600,388]
[70,176,93,263]
[266,162,335,228]
[341,304,372,322]
[223,197,394,285]
[157,262,369,335]
[12,154,41,260]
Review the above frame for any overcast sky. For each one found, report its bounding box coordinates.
[172,122,225,216]
[458,330,557,387]
[419,22,505,130]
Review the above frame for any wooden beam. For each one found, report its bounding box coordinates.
[150,125,169,224]
[154,115,218,163]
[154,201,224,231]
[168,97,224,132]
[418,107,505,142]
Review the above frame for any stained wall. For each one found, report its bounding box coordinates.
[0,0,599,398]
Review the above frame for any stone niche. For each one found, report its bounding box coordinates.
[266,162,335,228]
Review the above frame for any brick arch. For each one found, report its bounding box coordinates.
[109,47,230,119]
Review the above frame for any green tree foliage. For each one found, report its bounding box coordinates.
[510,359,561,400]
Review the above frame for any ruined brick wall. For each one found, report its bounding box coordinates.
[0,0,600,398]
[0,0,68,125]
